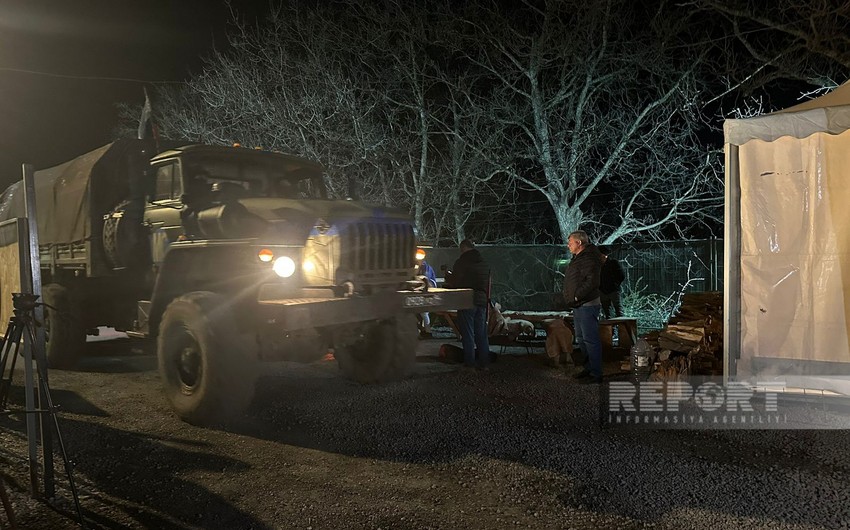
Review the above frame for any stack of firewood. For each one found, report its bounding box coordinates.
[642,292,723,379]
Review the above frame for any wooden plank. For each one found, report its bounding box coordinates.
[0,241,21,332]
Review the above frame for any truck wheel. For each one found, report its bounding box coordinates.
[42,284,86,369]
[335,314,418,384]
[103,200,150,270]
[157,291,257,426]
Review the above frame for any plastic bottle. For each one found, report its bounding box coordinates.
[631,338,653,382]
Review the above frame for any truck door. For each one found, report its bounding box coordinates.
[145,161,183,264]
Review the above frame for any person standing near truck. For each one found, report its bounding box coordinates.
[415,248,438,339]
[563,230,603,384]
[597,245,625,319]
[179,165,212,238]
[445,239,491,370]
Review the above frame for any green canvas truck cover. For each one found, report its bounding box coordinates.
[0,139,153,245]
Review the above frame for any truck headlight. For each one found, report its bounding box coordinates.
[273,256,296,278]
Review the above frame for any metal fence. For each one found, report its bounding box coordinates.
[611,238,723,297]
[424,239,723,329]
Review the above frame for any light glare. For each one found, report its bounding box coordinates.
[273,256,296,277]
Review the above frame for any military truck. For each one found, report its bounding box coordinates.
[0,139,471,425]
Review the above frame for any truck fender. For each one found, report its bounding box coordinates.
[147,243,257,337]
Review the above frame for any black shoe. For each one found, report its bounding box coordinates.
[572,369,591,379]
[578,376,603,385]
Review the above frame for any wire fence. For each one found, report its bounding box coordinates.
[424,238,723,333]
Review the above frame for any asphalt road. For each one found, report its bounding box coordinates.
[0,332,848,529]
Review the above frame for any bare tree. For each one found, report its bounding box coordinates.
[331,1,519,244]
[139,1,513,244]
[449,0,722,244]
[698,0,850,96]
[428,67,520,244]
[126,0,724,245]
[150,3,400,204]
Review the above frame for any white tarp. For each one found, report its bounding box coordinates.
[724,81,850,395]
[725,82,850,146]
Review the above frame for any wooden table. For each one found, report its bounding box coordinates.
[434,310,637,359]
[597,317,638,358]
[435,310,572,338]
[501,311,572,327]
[433,309,550,354]
[504,312,638,359]
[433,310,462,338]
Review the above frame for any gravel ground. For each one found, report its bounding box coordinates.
[0,330,849,529]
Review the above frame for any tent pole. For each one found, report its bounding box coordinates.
[723,145,741,386]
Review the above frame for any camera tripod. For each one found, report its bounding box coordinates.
[0,292,84,527]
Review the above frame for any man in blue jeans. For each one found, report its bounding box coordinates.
[446,239,491,370]
[563,230,603,384]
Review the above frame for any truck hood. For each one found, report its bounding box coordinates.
[235,198,411,244]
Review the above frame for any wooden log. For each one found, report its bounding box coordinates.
[658,336,698,353]
[649,355,690,382]
[658,328,703,346]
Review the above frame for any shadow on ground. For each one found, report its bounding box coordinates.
[0,414,270,530]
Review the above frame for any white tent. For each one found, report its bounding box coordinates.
[724,82,850,394]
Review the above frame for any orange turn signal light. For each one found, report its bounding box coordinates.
[258,248,274,262]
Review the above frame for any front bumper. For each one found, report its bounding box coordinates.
[257,287,473,331]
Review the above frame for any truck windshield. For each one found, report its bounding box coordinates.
[184,154,326,200]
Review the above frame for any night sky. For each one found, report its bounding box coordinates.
[0,0,266,189]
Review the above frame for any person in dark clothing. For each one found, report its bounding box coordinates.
[416,248,438,338]
[445,239,491,370]
[597,245,625,319]
[179,166,212,238]
[563,230,603,383]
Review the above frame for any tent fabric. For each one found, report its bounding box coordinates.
[724,106,850,146]
[738,133,850,364]
[725,82,850,145]
[725,80,850,394]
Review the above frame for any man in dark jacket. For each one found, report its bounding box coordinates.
[598,245,625,319]
[563,230,603,383]
[446,239,491,369]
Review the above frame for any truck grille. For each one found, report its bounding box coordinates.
[340,221,415,275]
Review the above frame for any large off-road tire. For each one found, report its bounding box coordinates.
[335,314,418,384]
[42,284,86,369]
[157,291,257,426]
[102,200,150,270]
